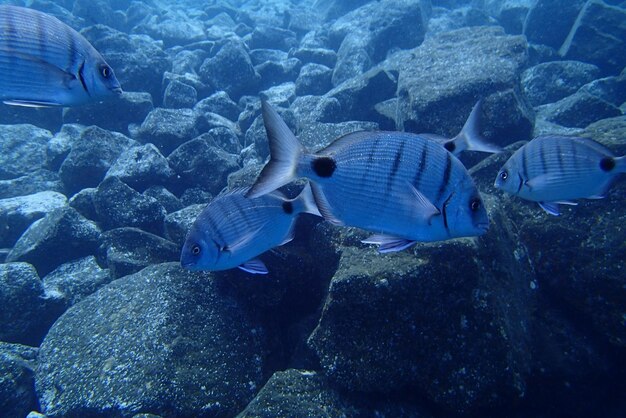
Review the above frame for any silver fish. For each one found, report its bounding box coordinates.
[246,101,490,253]
[0,5,122,107]
[494,135,626,216]
[180,184,320,274]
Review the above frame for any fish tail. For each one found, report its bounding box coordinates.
[449,99,501,155]
[293,182,322,217]
[246,101,304,198]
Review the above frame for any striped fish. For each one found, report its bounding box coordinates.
[494,135,626,216]
[0,5,122,107]
[180,184,320,274]
[246,101,490,253]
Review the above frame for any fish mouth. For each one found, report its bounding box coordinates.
[476,222,490,233]
[112,87,123,95]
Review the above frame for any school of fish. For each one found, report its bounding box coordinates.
[2,6,623,274]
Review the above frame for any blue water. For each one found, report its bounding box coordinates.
[0,0,625,417]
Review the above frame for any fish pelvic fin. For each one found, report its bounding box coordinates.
[447,100,501,156]
[361,234,417,253]
[238,259,269,274]
[538,201,561,216]
[293,182,322,217]
[246,101,304,199]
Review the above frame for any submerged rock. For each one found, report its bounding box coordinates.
[6,208,101,277]
[0,170,64,200]
[131,108,202,156]
[536,89,621,128]
[0,124,52,180]
[36,263,265,417]
[394,26,532,146]
[98,228,179,279]
[523,0,586,49]
[0,263,62,345]
[0,342,38,418]
[105,144,175,192]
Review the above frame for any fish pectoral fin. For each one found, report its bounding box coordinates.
[406,183,440,223]
[2,99,64,108]
[238,259,269,274]
[226,224,267,253]
[538,201,562,216]
[524,173,560,191]
[362,234,416,253]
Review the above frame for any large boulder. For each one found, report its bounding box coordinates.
[559,0,626,74]
[131,108,203,156]
[523,0,586,49]
[0,342,38,418]
[0,170,64,200]
[307,201,535,413]
[0,125,52,180]
[36,263,265,417]
[0,191,68,248]
[0,263,62,345]
[105,144,175,192]
[393,26,532,146]
[6,207,101,277]
[59,127,138,196]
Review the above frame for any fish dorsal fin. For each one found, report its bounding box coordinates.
[361,234,416,253]
[238,259,268,274]
[406,182,440,224]
[537,201,561,216]
[319,131,374,155]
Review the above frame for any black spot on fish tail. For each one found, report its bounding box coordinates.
[282,201,293,214]
[600,157,616,172]
[444,141,456,153]
[312,157,336,178]
[436,152,452,202]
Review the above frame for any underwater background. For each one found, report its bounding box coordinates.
[0,0,625,417]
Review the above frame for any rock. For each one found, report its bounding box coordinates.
[0,104,61,134]
[237,370,352,417]
[97,228,179,279]
[199,40,261,100]
[521,61,601,106]
[0,169,64,200]
[314,0,374,20]
[249,48,288,66]
[42,256,111,309]
[329,0,430,85]
[0,263,62,345]
[164,204,205,246]
[72,0,121,30]
[536,89,621,128]
[170,49,207,75]
[295,63,333,96]
[208,126,243,154]
[163,80,198,109]
[523,0,586,49]
[0,191,68,248]
[0,342,38,418]
[105,144,174,192]
[62,92,154,136]
[133,10,206,48]
[167,135,240,195]
[59,126,138,196]
[143,186,183,214]
[82,25,171,104]
[482,0,532,34]
[36,263,264,417]
[0,124,52,180]
[68,188,98,221]
[255,58,302,90]
[578,72,626,107]
[46,124,85,172]
[245,25,298,51]
[394,26,532,146]
[131,108,202,156]
[289,47,337,68]
[259,83,297,108]
[307,202,534,412]
[194,91,241,121]
[290,95,342,126]
[6,208,101,277]
[180,188,213,206]
[93,177,167,235]
[559,0,626,74]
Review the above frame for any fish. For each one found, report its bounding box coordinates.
[180,184,321,274]
[417,100,502,157]
[246,101,490,253]
[494,135,626,216]
[0,5,122,107]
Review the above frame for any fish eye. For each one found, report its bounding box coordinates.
[469,198,481,212]
[191,244,201,255]
[100,65,111,79]
[499,170,508,181]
